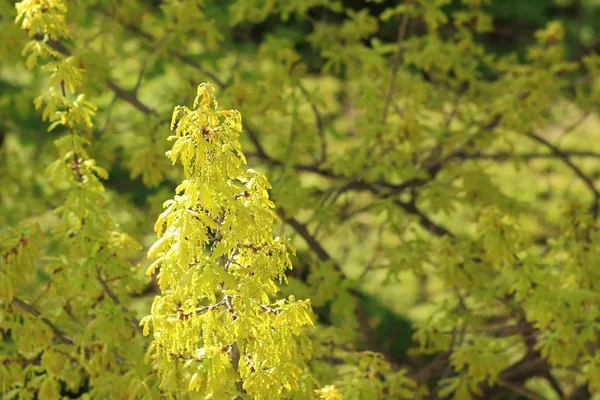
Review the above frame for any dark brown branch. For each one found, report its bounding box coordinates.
[210,214,247,399]
[485,322,533,338]
[282,213,403,367]
[570,384,591,400]
[525,131,600,218]
[496,379,546,400]
[458,150,600,161]
[171,53,227,90]
[105,79,158,116]
[96,267,140,327]
[244,125,272,162]
[39,35,160,117]
[546,371,566,400]
[95,7,227,89]
[414,351,450,384]
[320,180,456,238]
[11,297,74,345]
[394,199,453,238]
[37,35,71,56]
[284,216,332,263]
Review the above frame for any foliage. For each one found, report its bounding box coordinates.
[2,0,600,399]
[142,83,313,398]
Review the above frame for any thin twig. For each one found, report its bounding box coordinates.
[96,266,140,326]
[11,297,74,345]
[105,79,159,116]
[382,10,411,123]
[555,111,590,145]
[297,82,327,164]
[282,213,401,367]
[496,379,546,400]
[525,130,600,218]
[95,7,227,89]
[40,36,159,117]
[457,149,600,161]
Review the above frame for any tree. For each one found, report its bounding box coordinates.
[2,0,600,399]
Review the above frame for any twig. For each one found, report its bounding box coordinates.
[382,10,411,124]
[358,224,385,280]
[457,149,600,161]
[11,297,74,345]
[95,7,227,89]
[39,35,160,118]
[282,213,402,367]
[94,94,118,138]
[525,130,600,218]
[32,282,52,306]
[96,266,140,327]
[555,111,590,145]
[414,351,451,384]
[244,124,271,161]
[297,82,327,164]
[394,198,453,238]
[496,379,546,400]
[105,79,159,116]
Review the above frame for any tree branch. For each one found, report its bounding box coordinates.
[457,149,600,161]
[297,82,327,164]
[382,10,411,123]
[105,79,159,116]
[95,7,227,89]
[96,266,140,327]
[11,297,74,345]
[282,213,403,367]
[394,199,453,238]
[40,36,160,117]
[525,131,600,218]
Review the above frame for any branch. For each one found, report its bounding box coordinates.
[525,131,600,218]
[284,216,332,263]
[457,150,600,161]
[105,79,158,116]
[244,124,272,161]
[382,9,411,123]
[250,113,504,197]
[297,82,327,164]
[11,297,74,345]
[210,214,247,399]
[171,52,227,90]
[282,213,403,367]
[570,384,591,400]
[414,351,450,384]
[496,379,546,400]
[485,322,533,338]
[95,7,227,89]
[394,199,453,238]
[96,267,140,327]
[39,36,160,117]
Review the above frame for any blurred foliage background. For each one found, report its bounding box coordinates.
[3,0,600,398]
